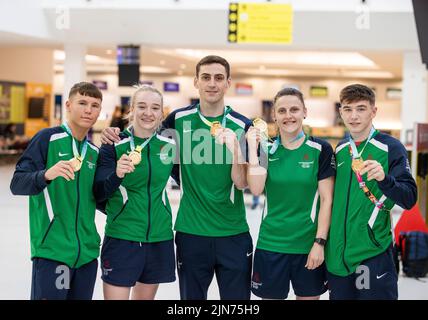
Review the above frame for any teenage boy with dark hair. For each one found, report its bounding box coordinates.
[10,82,103,300]
[325,84,417,300]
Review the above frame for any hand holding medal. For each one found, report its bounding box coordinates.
[116,154,135,178]
[252,117,269,149]
[44,160,76,182]
[68,156,83,172]
[196,104,237,151]
[126,126,155,171]
[252,118,268,139]
[359,160,385,182]
[62,122,88,173]
[215,127,239,153]
[246,126,262,150]
[128,145,143,166]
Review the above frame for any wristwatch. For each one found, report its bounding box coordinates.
[314,238,327,246]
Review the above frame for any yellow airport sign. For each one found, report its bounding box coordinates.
[228,3,293,44]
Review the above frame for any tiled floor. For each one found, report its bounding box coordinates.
[1,164,427,300]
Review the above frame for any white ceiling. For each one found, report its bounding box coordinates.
[0,1,419,80]
[52,46,402,80]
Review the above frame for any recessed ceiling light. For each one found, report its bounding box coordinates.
[54,50,65,61]
[156,49,377,68]
[86,54,102,62]
[238,68,394,79]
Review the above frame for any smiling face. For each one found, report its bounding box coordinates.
[131,90,163,133]
[273,95,307,135]
[339,99,377,139]
[194,63,231,106]
[66,92,102,129]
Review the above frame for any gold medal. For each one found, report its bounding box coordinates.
[253,118,268,134]
[351,158,365,173]
[129,150,142,165]
[69,156,82,172]
[210,121,222,136]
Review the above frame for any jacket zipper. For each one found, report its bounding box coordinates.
[342,168,353,274]
[146,144,152,241]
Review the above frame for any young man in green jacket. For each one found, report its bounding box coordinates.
[10,82,103,300]
[101,56,253,300]
[325,84,417,300]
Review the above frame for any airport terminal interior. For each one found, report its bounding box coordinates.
[0,0,427,299]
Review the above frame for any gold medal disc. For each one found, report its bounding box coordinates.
[253,118,268,134]
[210,121,222,136]
[351,158,365,173]
[129,150,142,165]
[69,157,82,172]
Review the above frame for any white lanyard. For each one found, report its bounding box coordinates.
[349,127,375,159]
[63,122,88,161]
[127,126,155,153]
[197,105,229,128]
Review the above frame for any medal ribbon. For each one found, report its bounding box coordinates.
[348,127,384,209]
[269,130,305,155]
[127,126,156,153]
[62,122,88,161]
[197,104,230,129]
[349,126,375,160]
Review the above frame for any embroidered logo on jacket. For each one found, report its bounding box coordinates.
[86,161,96,170]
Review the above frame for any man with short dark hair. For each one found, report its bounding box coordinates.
[10,82,103,300]
[325,84,417,300]
[101,56,253,300]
